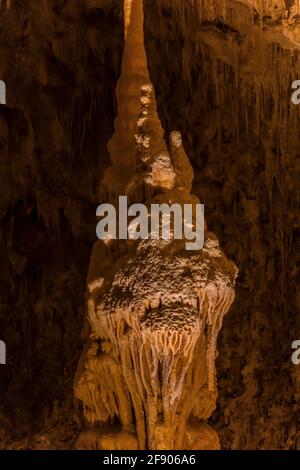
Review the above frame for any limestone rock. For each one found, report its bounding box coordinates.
[74,0,237,450]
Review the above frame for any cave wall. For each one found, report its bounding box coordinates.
[0,0,299,449]
[143,0,300,449]
[0,0,123,448]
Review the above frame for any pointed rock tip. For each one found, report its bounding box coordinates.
[170,131,182,149]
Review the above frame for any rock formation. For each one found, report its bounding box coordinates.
[101,0,150,199]
[74,0,237,450]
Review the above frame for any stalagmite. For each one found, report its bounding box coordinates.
[101,0,151,201]
[74,0,238,450]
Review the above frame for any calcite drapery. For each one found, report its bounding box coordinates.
[74,0,238,450]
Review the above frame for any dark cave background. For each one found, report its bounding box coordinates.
[0,0,299,449]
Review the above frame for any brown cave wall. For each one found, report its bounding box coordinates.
[143,0,300,449]
[0,0,124,448]
[0,0,299,449]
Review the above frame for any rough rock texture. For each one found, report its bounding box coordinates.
[75,91,237,451]
[75,1,237,450]
[0,0,299,450]
[0,0,123,449]
[143,0,300,449]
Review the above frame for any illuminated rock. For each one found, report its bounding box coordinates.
[74,0,238,450]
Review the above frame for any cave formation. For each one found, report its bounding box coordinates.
[74,0,237,450]
[0,0,299,450]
